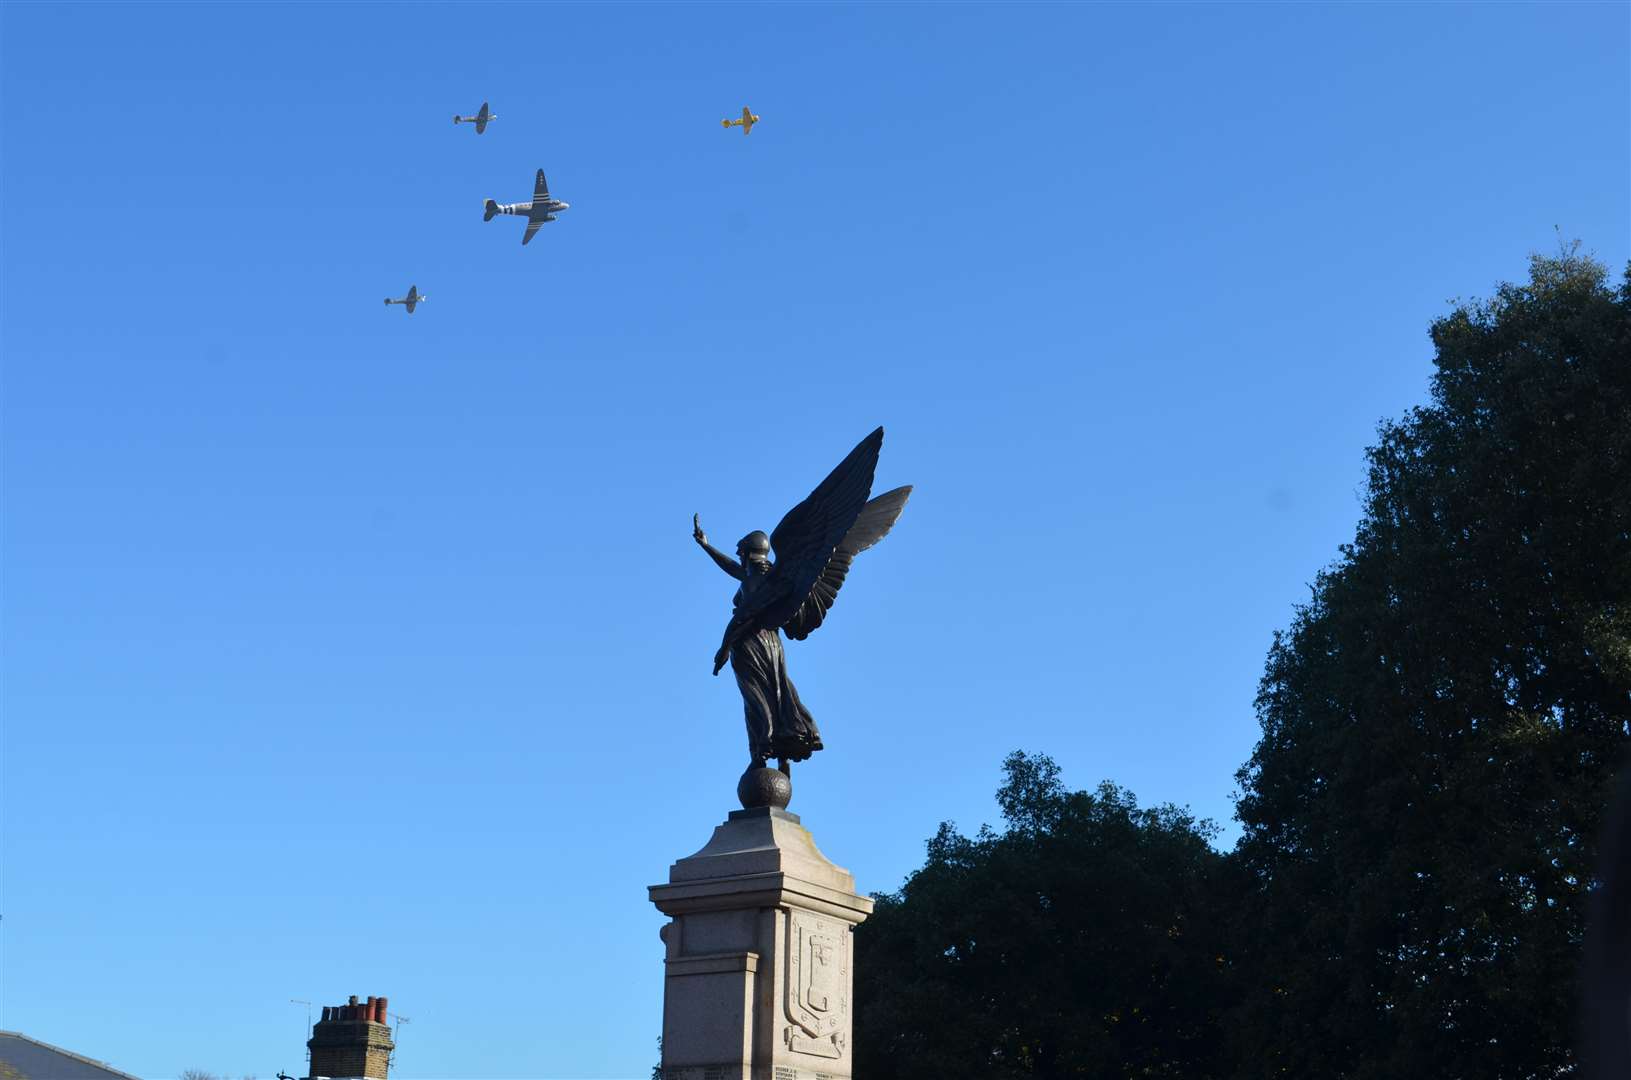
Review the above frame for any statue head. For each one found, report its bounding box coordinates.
[736,531,771,560]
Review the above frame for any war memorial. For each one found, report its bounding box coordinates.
[648,427,909,1079]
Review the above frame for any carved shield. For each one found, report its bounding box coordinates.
[784,911,847,1057]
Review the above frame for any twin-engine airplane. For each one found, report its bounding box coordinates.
[384,284,425,313]
[484,169,569,245]
[453,101,495,134]
[722,106,759,135]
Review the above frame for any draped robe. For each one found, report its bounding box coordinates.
[730,573,823,763]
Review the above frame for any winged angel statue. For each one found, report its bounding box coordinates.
[693,427,911,774]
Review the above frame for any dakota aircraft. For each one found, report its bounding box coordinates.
[453,102,495,133]
[722,106,759,135]
[484,169,569,245]
[383,285,425,313]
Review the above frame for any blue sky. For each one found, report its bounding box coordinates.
[2,2,1626,1077]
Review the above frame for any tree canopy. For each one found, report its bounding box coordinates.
[855,251,1629,1078]
[1231,250,1629,1077]
[855,752,1234,1079]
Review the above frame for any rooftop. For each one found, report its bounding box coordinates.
[0,1033,143,1080]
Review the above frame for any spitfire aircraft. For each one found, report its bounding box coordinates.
[722,106,759,135]
[383,285,425,313]
[483,169,569,245]
[453,102,495,134]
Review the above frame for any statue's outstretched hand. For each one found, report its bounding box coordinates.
[693,513,708,548]
[713,646,729,675]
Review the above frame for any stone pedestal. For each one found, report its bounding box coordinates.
[650,806,874,1080]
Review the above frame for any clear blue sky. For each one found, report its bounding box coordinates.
[2,2,1626,1077]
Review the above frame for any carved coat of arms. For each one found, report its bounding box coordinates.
[784,911,848,1058]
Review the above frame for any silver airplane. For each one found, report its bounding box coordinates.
[484,169,569,245]
[384,284,425,313]
[453,101,495,133]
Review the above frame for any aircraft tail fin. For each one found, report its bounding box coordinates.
[484,199,499,222]
[453,115,462,124]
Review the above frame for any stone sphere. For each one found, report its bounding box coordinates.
[737,766,792,810]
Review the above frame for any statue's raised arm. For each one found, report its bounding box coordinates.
[693,513,745,580]
[697,427,911,800]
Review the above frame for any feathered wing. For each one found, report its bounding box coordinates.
[781,485,911,641]
[728,427,884,637]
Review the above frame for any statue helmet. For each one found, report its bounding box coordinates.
[737,530,771,556]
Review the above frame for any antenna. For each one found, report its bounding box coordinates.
[289,999,312,1064]
[388,1013,412,1069]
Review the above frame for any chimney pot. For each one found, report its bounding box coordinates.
[307,991,395,1079]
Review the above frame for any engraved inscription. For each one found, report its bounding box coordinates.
[774,1068,797,1080]
[785,1026,842,1059]
[703,1068,726,1080]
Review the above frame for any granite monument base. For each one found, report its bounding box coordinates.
[649,805,873,1080]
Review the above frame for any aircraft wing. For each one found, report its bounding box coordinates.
[741,107,755,134]
[523,218,543,244]
[533,169,549,202]
[476,102,489,134]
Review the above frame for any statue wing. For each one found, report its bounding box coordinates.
[729,428,884,635]
[767,425,883,593]
[781,485,912,641]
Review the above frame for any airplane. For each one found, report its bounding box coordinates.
[722,106,759,135]
[453,101,495,134]
[483,169,569,245]
[384,284,425,313]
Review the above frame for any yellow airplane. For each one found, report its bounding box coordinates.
[722,107,760,135]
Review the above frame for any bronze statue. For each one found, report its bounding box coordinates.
[693,427,911,776]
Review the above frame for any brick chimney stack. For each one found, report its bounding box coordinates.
[305,995,394,1079]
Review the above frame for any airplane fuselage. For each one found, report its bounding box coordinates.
[493,199,569,221]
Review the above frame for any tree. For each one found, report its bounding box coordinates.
[855,752,1235,1079]
[1231,251,1631,1077]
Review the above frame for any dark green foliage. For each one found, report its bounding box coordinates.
[855,752,1235,1079]
[853,252,1628,1077]
[1231,251,1631,1077]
